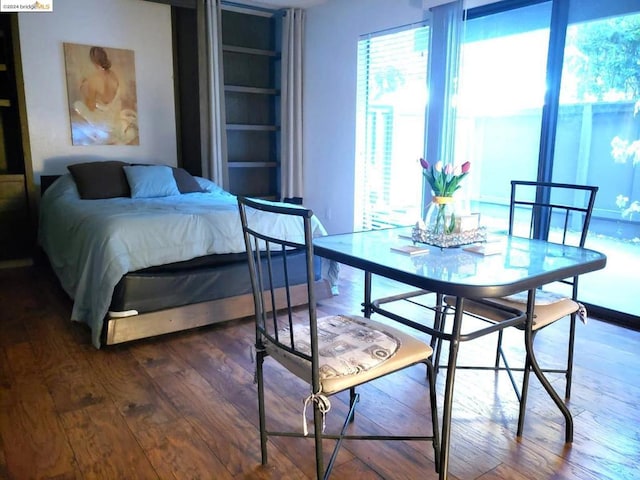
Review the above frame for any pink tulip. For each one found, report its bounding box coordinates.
[444,163,454,175]
[419,158,430,170]
[461,161,471,173]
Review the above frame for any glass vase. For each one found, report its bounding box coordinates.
[424,195,457,235]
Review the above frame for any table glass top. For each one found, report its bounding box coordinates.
[313,227,607,298]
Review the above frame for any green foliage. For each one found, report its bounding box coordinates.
[565,15,640,101]
[565,13,640,221]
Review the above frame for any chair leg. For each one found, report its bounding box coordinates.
[516,331,537,437]
[256,349,268,465]
[431,293,444,351]
[426,360,441,473]
[349,387,357,423]
[433,303,448,375]
[313,403,326,480]
[495,330,504,368]
[565,314,577,399]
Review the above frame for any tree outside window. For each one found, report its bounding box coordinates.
[563,14,640,222]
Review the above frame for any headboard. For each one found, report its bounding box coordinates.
[40,175,62,196]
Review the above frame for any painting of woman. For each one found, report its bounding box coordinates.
[64,43,139,146]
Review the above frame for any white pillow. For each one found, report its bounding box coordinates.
[123,165,180,198]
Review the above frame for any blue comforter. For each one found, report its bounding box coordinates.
[39,174,332,348]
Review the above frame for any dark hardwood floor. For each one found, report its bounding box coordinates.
[1,263,639,479]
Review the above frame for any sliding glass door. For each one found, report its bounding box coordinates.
[455,0,640,321]
[553,3,640,317]
[454,1,553,232]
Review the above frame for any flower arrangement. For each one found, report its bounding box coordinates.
[419,158,471,197]
[418,158,471,236]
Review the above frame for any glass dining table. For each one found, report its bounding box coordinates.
[313,226,607,480]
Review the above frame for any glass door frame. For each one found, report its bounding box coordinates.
[452,0,640,329]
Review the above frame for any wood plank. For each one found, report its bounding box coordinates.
[84,348,179,432]
[1,344,77,479]
[23,291,110,415]
[60,403,158,479]
[148,352,309,479]
[135,418,234,479]
[1,264,640,479]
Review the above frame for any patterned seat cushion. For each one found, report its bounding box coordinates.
[265,314,431,395]
[282,314,400,379]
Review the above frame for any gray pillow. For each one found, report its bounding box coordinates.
[172,167,205,193]
[67,161,130,199]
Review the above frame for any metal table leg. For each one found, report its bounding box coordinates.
[523,290,574,442]
[439,296,465,480]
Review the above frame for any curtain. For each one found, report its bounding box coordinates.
[281,8,305,200]
[197,0,227,186]
[422,0,467,214]
[425,0,465,168]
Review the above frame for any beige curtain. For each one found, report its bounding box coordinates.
[197,0,227,186]
[281,8,305,200]
[425,0,465,168]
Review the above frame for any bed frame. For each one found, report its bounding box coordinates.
[105,281,331,345]
[40,175,332,345]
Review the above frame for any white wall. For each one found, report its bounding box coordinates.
[303,0,426,234]
[18,0,176,184]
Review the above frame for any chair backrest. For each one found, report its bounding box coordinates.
[237,196,320,375]
[508,180,598,248]
[507,181,598,297]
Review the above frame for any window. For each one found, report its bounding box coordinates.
[454,0,640,321]
[455,1,553,231]
[553,7,640,318]
[354,0,640,325]
[354,24,429,230]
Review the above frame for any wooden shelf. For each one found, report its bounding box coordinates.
[224,85,279,95]
[226,124,278,131]
[228,162,278,168]
[221,8,280,199]
[0,15,34,262]
[222,44,278,57]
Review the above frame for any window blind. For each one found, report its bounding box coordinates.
[354,23,430,230]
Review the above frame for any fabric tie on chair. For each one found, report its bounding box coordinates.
[303,388,331,436]
[288,314,400,435]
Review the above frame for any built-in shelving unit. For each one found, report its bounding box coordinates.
[221,7,281,200]
[0,14,32,264]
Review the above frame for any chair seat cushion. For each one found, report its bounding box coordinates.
[446,291,579,330]
[501,290,568,305]
[266,314,432,394]
[490,294,579,330]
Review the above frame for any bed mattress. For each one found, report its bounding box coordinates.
[109,250,311,314]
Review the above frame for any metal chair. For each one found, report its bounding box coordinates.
[237,196,440,479]
[437,180,598,436]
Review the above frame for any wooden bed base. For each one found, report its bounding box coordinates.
[104,279,332,345]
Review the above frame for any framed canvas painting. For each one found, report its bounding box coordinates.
[63,42,139,146]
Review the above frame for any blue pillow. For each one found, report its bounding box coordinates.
[123,165,180,198]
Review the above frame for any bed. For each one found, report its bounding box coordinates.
[39,162,337,348]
